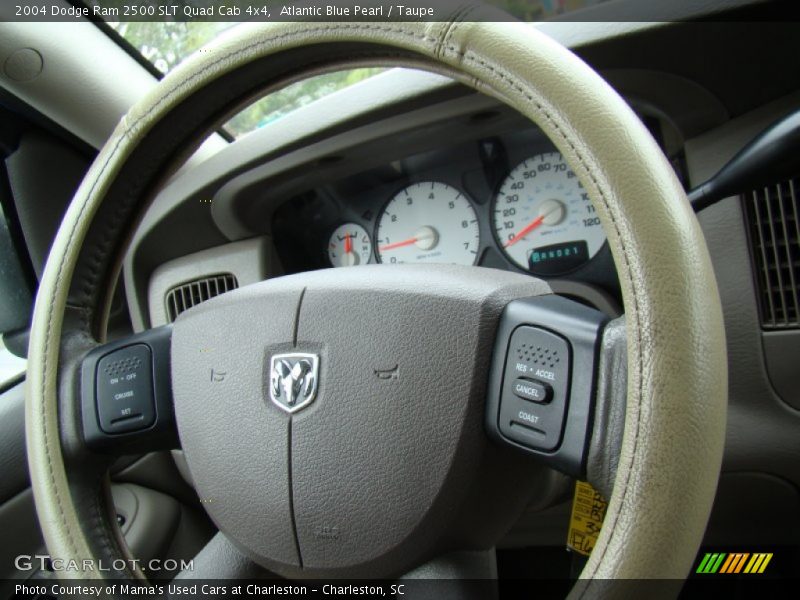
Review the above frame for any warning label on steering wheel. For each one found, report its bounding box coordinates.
[568,480,609,557]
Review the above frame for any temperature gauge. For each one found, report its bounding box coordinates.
[327,223,372,267]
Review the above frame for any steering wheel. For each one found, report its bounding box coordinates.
[25,14,727,597]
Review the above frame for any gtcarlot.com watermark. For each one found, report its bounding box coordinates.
[15,554,193,573]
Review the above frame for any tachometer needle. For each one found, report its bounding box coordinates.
[344,234,353,254]
[380,226,439,253]
[504,215,545,248]
[379,237,418,252]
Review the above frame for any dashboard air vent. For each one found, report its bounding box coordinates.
[165,273,238,323]
[745,177,800,329]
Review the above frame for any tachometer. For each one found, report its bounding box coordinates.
[492,152,606,275]
[376,182,480,265]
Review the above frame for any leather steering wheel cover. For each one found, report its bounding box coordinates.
[25,18,727,588]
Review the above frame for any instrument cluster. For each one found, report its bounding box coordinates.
[271,128,619,290]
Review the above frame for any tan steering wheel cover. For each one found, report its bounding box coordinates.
[26,19,727,585]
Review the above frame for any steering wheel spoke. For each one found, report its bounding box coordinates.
[485,300,631,498]
[80,326,178,454]
[584,317,628,499]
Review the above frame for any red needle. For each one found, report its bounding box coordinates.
[344,234,353,254]
[379,237,418,252]
[504,215,545,248]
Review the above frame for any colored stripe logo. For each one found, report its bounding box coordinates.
[696,552,773,574]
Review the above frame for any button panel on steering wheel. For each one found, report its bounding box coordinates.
[485,295,608,478]
[499,326,570,451]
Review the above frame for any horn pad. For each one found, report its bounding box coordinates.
[172,265,550,577]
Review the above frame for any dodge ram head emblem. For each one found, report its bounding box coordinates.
[269,353,319,413]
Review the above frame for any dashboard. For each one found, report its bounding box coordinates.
[265,107,683,312]
[129,81,689,326]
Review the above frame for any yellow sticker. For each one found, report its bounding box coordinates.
[567,480,608,556]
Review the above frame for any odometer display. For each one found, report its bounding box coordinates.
[492,152,606,275]
[528,241,590,276]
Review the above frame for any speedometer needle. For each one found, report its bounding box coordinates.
[344,234,353,254]
[504,215,545,248]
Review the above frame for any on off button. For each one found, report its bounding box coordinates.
[512,377,552,404]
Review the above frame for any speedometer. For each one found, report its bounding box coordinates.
[376,182,480,266]
[492,152,606,276]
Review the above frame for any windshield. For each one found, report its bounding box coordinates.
[106,1,608,139]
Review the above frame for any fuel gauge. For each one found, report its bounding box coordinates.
[327,223,372,267]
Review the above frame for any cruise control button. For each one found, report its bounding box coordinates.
[512,378,551,404]
[96,344,156,434]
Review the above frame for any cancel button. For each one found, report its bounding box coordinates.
[512,378,552,404]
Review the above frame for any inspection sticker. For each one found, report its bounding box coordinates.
[567,480,608,556]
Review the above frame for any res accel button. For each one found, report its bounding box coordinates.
[512,378,552,404]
